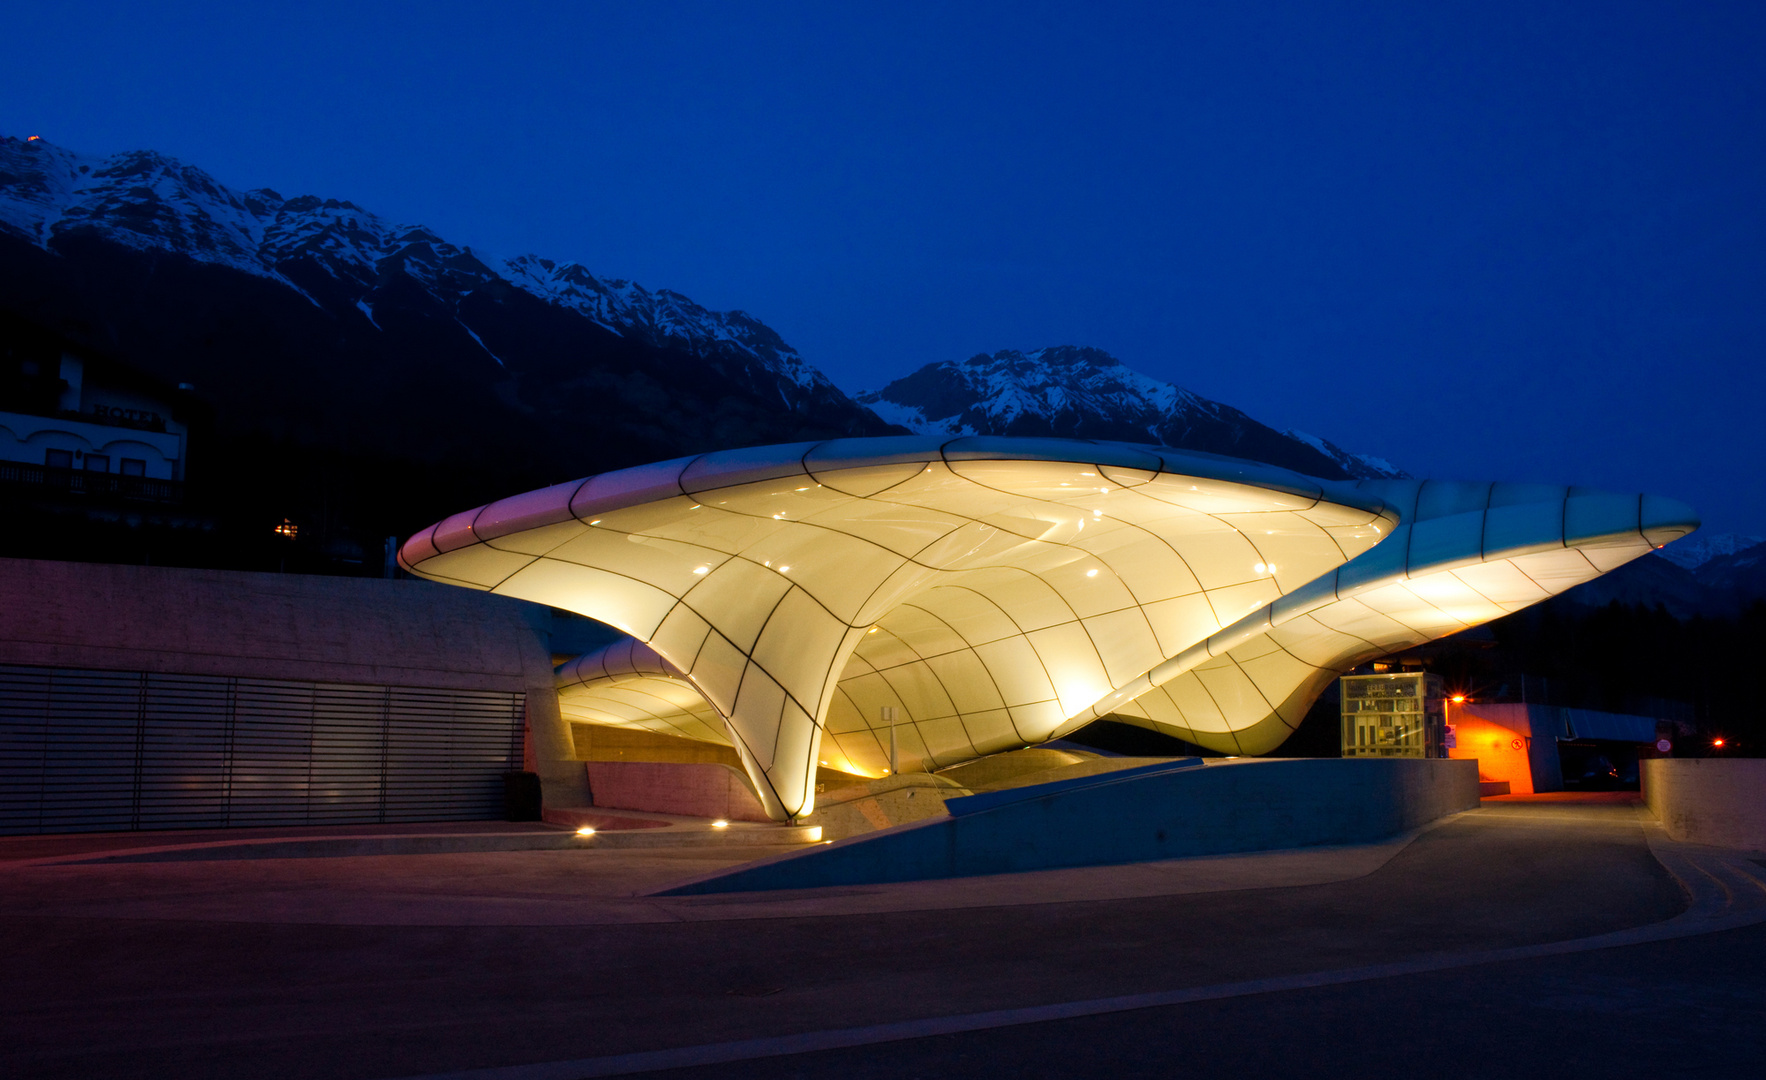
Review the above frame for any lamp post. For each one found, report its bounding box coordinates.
[1446,693,1467,755]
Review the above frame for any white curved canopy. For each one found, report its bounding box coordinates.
[400,436,1697,820]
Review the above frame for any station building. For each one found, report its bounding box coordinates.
[0,435,1698,834]
[398,436,1697,821]
[1,323,190,498]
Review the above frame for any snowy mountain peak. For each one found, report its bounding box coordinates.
[1282,428,1405,484]
[1653,532,1765,572]
[493,251,837,397]
[1,139,265,276]
[857,345,1405,480]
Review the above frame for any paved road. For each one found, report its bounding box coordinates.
[1,799,1759,1080]
[629,922,1766,1080]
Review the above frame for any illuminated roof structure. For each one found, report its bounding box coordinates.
[400,436,1697,820]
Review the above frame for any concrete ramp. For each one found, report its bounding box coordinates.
[655,757,1479,895]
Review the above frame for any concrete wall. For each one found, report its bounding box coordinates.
[1448,703,1564,794]
[584,762,771,822]
[571,724,746,767]
[568,726,879,822]
[1642,759,1766,851]
[0,557,588,808]
[1450,715,1540,795]
[661,756,1481,894]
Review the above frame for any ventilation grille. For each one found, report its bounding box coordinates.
[0,665,524,835]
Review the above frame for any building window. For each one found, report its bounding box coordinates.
[44,449,73,469]
[84,454,110,473]
[120,458,147,477]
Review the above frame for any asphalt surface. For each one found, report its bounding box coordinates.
[633,922,1766,1080]
[1,797,1760,1080]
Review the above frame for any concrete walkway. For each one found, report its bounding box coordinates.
[1,796,1761,1079]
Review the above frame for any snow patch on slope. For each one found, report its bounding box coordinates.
[456,320,505,368]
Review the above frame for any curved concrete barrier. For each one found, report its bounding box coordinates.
[1642,759,1766,851]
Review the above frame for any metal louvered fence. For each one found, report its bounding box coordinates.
[0,664,525,835]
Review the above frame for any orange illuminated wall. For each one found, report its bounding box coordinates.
[1448,714,1536,795]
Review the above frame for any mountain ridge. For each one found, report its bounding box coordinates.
[0,136,865,423]
[858,345,1405,480]
[1651,531,1762,572]
[2,134,1411,485]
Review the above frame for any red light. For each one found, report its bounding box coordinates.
[1713,738,1725,748]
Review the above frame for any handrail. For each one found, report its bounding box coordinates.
[0,461,184,502]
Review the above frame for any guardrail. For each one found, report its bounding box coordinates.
[0,461,183,503]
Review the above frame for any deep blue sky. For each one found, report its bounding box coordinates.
[8,2,1765,535]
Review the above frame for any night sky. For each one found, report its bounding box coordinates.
[8,2,1764,534]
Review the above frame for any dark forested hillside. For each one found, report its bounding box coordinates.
[0,232,895,572]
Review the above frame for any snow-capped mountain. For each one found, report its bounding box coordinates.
[1,134,1423,569]
[857,346,1405,480]
[0,135,850,416]
[1566,535,1766,618]
[1,135,1417,484]
[1689,539,1766,596]
[1651,532,1764,572]
[1279,428,1403,483]
[0,133,905,563]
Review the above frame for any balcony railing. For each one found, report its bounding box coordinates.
[0,462,184,503]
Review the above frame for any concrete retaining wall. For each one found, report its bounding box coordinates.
[1642,759,1766,851]
[584,762,772,822]
[659,756,1480,894]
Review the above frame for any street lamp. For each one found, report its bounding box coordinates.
[1444,693,1468,756]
